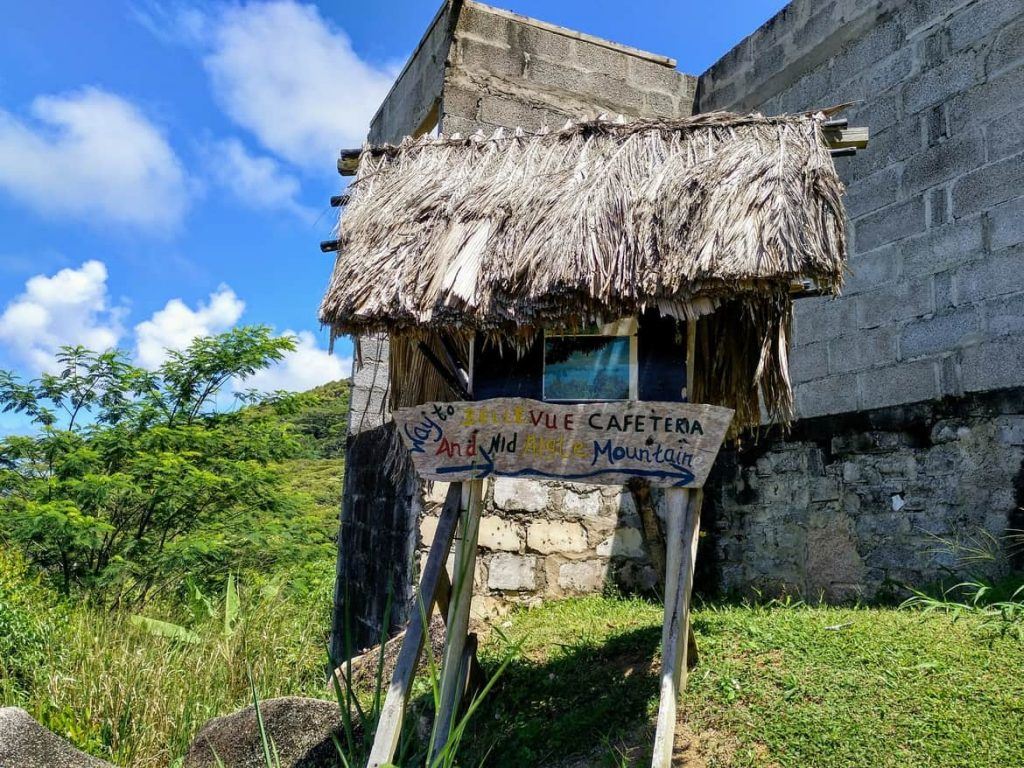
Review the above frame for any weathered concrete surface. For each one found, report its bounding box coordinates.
[441,0,695,135]
[183,697,343,768]
[704,389,1024,601]
[330,335,419,655]
[698,0,1024,421]
[0,707,115,768]
[688,0,1024,601]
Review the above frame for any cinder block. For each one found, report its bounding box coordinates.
[903,50,979,116]
[792,1,840,51]
[458,4,513,44]
[841,120,922,183]
[858,359,940,410]
[949,64,1024,133]
[856,278,935,328]
[988,17,1024,75]
[901,130,986,195]
[900,216,984,277]
[572,38,634,77]
[829,327,898,374]
[948,0,1023,51]
[478,96,555,131]
[926,186,949,227]
[844,166,901,219]
[899,0,964,35]
[984,292,1024,337]
[512,23,573,61]
[985,105,1024,161]
[959,336,1024,392]
[526,57,590,98]
[627,58,692,100]
[951,152,1024,218]
[854,196,926,253]
[989,195,1024,252]
[793,295,857,345]
[789,341,829,384]
[455,36,520,79]
[899,309,984,359]
[773,66,831,115]
[584,70,646,111]
[844,243,899,294]
[796,373,859,418]
[955,247,1024,304]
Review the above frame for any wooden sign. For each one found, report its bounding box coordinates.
[393,398,733,488]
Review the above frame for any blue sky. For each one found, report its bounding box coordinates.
[0,0,787,432]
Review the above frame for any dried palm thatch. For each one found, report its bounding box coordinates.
[320,111,848,430]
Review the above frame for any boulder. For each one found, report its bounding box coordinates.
[183,697,346,768]
[0,707,115,768]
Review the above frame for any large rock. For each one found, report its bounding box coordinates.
[0,707,115,768]
[183,697,345,768]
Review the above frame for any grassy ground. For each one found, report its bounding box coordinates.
[4,556,1023,768]
[463,595,1024,768]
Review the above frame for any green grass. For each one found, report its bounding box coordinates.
[464,595,1024,768]
[4,547,1023,768]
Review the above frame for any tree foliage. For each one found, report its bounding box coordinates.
[0,326,339,606]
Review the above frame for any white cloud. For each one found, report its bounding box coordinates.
[205,137,315,220]
[0,88,190,230]
[134,287,245,368]
[242,330,349,393]
[198,1,396,169]
[0,260,125,372]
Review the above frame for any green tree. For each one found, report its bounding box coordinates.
[0,326,326,606]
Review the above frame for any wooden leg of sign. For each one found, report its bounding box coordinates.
[651,487,703,768]
[436,567,487,696]
[365,482,463,768]
[430,478,484,761]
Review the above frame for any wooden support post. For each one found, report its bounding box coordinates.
[430,478,484,760]
[366,483,463,768]
[651,487,703,768]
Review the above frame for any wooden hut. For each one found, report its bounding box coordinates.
[319,110,859,767]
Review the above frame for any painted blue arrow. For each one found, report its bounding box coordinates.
[435,449,696,487]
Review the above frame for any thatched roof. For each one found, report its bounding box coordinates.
[319,111,850,429]
[320,111,846,337]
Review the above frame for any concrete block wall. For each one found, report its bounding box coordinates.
[695,0,1024,599]
[441,1,696,135]
[697,0,1024,421]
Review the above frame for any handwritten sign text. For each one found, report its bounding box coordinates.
[393,398,733,488]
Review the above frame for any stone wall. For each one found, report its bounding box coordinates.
[418,478,659,617]
[705,389,1024,601]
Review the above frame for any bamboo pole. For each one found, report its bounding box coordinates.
[651,488,702,767]
[366,482,463,768]
[429,478,484,760]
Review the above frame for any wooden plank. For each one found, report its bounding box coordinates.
[651,488,702,768]
[394,398,733,488]
[435,566,488,691]
[430,479,484,760]
[823,125,869,149]
[365,482,462,768]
